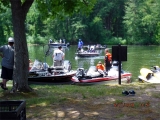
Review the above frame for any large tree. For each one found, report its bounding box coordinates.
[0,0,97,92]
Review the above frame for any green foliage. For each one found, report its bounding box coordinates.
[35,0,97,19]
[25,0,127,45]
[0,0,10,11]
[25,0,98,44]
[124,0,160,45]
[1,0,160,45]
[0,4,13,44]
[106,37,127,45]
[27,34,47,45]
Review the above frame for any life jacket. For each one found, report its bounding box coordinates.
[96,64,105,71]
[105,53,112,62]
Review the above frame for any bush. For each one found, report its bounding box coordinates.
[105,37,127,45]
[27,35,47,44]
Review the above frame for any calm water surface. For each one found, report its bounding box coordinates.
[28,45,160,81]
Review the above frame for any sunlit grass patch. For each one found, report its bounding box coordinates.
[114,99,123,104]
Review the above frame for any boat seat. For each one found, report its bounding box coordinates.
[51,66,64,73]
[53,66,64,70]
[52,70,64,73]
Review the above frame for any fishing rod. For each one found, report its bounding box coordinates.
[43,43,52,70]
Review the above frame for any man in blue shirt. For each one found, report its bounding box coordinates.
[77,39,83,51]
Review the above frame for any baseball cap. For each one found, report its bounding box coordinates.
[98,61,102,64]
[58,45,62,49]
[8,37,14,42]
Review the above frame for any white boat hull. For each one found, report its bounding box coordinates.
[138,68,160,83]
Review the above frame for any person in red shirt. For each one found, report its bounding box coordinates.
[96,61,107,77]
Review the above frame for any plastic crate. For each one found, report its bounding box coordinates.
[0,100,26,120]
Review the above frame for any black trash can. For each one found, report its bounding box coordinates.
[0,100,26,120]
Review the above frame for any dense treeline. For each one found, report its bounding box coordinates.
[0,0,160,45]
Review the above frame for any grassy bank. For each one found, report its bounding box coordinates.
[0,81,160,119]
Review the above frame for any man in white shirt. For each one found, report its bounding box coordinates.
[53,46,65,66]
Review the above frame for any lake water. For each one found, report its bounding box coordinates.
[28,45,160,82]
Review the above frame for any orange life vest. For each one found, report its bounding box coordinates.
[96,64,105,71]
[105,52,112,62]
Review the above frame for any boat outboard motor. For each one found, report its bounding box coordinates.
[111,61,122,70]
[66,43,70,47]
[112,61,119,66]
[76,68,85,79]
[152,66,160,72]
[111,61,119,70]
[111,61,125,73]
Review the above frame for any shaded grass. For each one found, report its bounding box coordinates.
[0,81,160,119]
[0,82,158,107]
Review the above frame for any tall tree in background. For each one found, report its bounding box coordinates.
[124,0,160,45]
[82,0,126,44]
[0,0,97,92]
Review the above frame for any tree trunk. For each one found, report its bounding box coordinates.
[10,0,33,92]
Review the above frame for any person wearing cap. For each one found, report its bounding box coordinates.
[96,61,107,77]
[49,39,53,44]
[0,37,14,90]
[77,39,83,52]
[52,46,65,66]
[80,39,83,48]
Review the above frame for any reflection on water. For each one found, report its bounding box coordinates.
[75,57,96,68]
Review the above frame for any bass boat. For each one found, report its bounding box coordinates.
[83,44,106,50]
[75,52,100,57]
[48,39,70,48]
[71,61,132,84]
[49,42,70,48]
[28,60,76,83]
[75,49,100,57]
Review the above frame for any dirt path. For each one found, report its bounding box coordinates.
[27,85,160,120]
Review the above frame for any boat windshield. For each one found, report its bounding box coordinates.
[30,60,49,71]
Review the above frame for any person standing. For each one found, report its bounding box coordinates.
[59,39,62,43]
[104,48,112,72]
[80,39,83,48]
[0,37,14,90]
[49,39,53,44]
[77,39,82,51]
[52,46,65,66]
